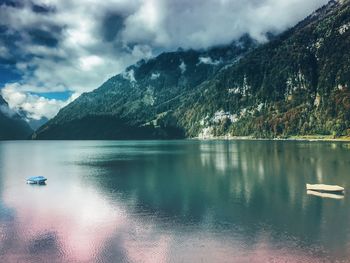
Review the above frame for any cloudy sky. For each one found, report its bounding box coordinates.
[0,0,329,120]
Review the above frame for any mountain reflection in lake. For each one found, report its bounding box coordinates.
[0,140,350,262]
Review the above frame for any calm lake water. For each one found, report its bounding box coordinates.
[0,140,350,262]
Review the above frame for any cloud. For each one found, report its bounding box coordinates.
[151,72,160,80]
[122,69,137,83]
[1,83,79,120]
[179,61,186,74]
[0,104,17,118]
[198,57,222,66]
[79,55,104,71]
[0,0,329,119]
[123,0,330,48]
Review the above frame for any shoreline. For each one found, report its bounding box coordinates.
[1,135,350,142]
[193,135,350,142]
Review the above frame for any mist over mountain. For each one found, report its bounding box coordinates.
[34,0,350,140]
[15,108,49,131]
[0,95,33,140]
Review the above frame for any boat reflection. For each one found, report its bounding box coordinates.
[307,190,345,200]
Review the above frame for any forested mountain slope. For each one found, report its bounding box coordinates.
[34,36,257,139]
[34,0,350,139]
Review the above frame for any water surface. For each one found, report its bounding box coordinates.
[0,140,350,262]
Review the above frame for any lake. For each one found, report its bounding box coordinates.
[0,140,350,262]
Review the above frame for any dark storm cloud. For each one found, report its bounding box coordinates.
[27,25,63,47]
[101,12,126,42]
[0,0,331,120]
[0,0,24,8]
[1,0,55,12]
[31,3,55,14]
[0,25,23,64]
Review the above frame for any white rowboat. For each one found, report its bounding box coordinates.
[306,184,344,193]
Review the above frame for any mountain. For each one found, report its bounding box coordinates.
[33,36,257,139]
[0,95,33,140]
[16,108,49,131]
[34,0,350,140]
[26,117,49,131]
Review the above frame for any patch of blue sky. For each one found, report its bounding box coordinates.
[0,65,21,87]
[30,90,73,101]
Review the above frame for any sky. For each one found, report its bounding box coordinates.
[0,0,329,121]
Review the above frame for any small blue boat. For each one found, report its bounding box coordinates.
[26,176,47,184]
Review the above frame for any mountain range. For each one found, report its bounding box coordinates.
[30,0,350,139]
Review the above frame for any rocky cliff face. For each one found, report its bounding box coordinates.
[34,0,350,139]
[180,0,350,138]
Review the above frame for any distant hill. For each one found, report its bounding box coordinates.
[0,95,33,140]
[17,108,49,131]
[34,0,350,139]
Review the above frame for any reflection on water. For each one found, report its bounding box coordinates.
[0,140,350,262]
[307,190,345,200]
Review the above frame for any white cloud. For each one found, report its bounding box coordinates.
[1,83,79,120]
[122,69,137,83]
[79,55,104,71]
[198,56,222,66]
[134,0,330,48]
[179,61,186,74]
[151,72,160,80]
